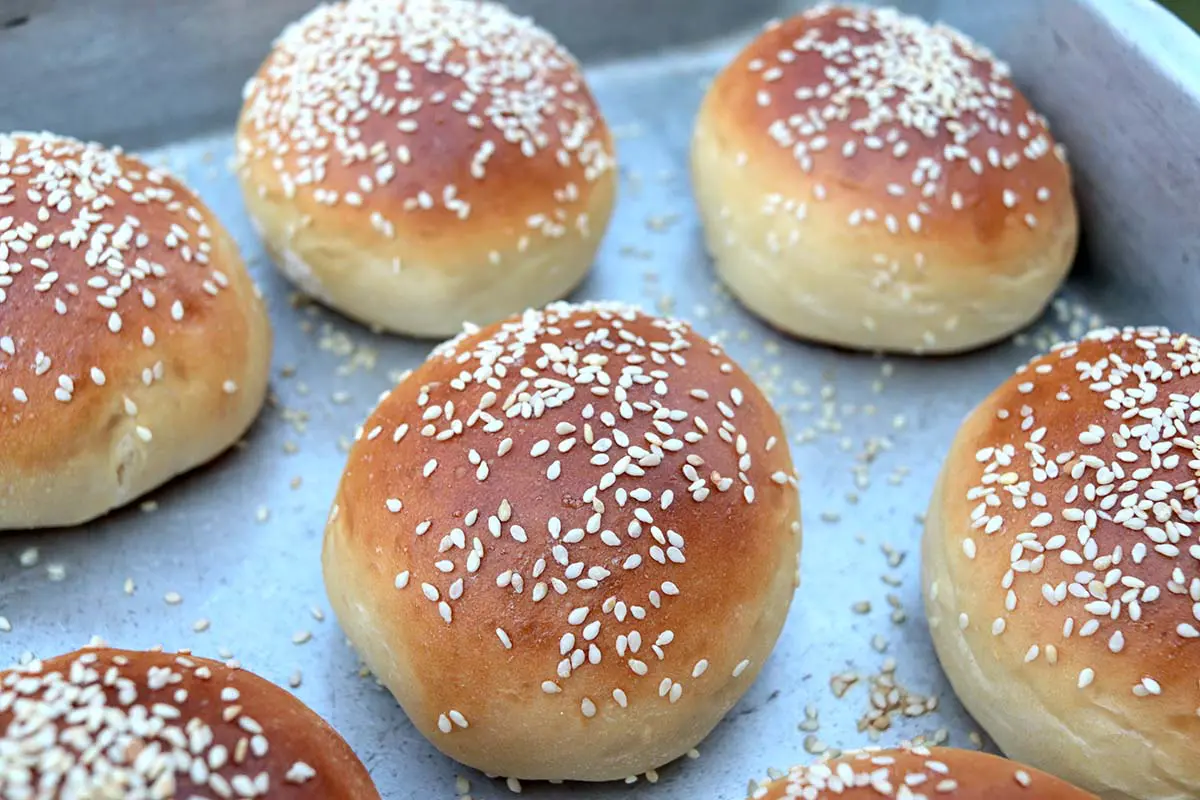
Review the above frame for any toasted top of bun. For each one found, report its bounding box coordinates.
[699,3,1073,269]
[0,647,379,799]
[933,326,1200,756]
[751,745,1096,799]
[0,132,270,526]
[325,301,801,778]
[236,0,614,267]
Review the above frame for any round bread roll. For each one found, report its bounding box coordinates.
[691,4,1079,354]
[749,745,1096,799]
[236,0,617,338]
[924,326,1200,799]
[0,646,379,798]
[0,132,271,530]
[323,301,802,780]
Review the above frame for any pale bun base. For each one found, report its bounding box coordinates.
[691,120,1077,355]
[0,231,272,530]
[924,466,1199,800]
[322,482,800,782]
[244,187,615,339]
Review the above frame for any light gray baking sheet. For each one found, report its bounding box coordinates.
[0,1,1197,798]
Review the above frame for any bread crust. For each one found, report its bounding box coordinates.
[0,132,271,529]
[236,0,616,337]
[691,4,1078,354]
[924,326,1200,799]
[323,301,802,780]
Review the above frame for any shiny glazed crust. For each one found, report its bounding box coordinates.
[925,326,1200,799]
[236,0,616,337]
[0,132,272,529]
[323,301,802,780]
[692,4,1078,354]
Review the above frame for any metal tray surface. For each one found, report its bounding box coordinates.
[1,1,1198,798]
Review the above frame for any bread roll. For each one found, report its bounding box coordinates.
[236,0,617,338]
[323,301,802,780]
[750,745,1096,799]
[0,132,271,530]
[924,326,1200,799]
[0,646,379,798]
[691,4,1078,354]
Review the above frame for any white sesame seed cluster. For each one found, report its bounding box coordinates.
[325,300,801,779]
[0,648,328,799]
[750,745,1078,799]
[239,0,612,219]
[750,3,1062,242]
[0,132,233,423]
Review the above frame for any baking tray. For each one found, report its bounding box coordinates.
[1,0,1198,798]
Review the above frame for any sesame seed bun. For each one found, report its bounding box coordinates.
[0,646,380,798]
[923,326,1200,799]
[750,745,1097,799]
[322,301,802,781]
[236,0,617,338]
[691,4,1079,355]
[0,132,271,530]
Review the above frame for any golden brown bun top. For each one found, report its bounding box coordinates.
[236,0,614,255]
[942,326,1200,714]
[0,647,379,799]
[702,3,1072,258]
[334,301,799,721]
[752,746,1097,798]
[0,132,263,470]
